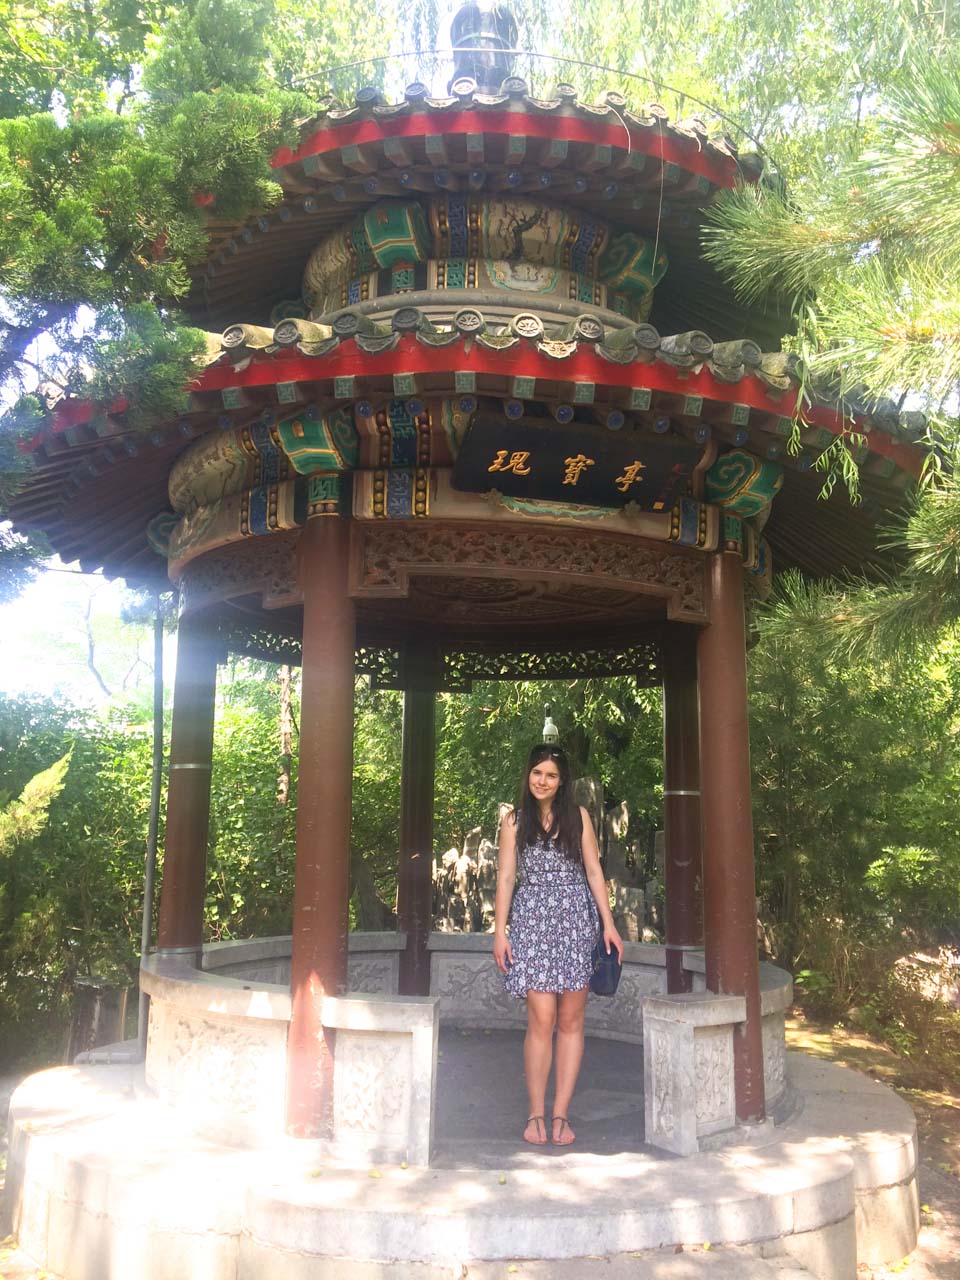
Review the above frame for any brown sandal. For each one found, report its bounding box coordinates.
[552,1115,575,1146]
[523,1115,548,1145]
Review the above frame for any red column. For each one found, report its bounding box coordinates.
[697,552,765,1122]
[156,609,219,955]
[397,647,437,996]
[286,516,355,1138]
[662,628,703,994]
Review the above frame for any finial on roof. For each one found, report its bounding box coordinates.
[450,1,519,94]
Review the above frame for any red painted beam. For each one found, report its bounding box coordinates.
[273,109,743,189]
[21,340,925,481]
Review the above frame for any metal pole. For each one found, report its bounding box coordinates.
[397,646,437,996]
[138,592,165,1054]
[155,609,219,954]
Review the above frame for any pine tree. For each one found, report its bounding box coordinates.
[703,50,960,653]
[704,56,960,424]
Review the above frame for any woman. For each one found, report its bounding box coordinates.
[493,744,624,1146]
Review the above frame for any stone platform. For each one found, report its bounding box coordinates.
[3,1032,917,1280]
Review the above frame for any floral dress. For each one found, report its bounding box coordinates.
[503,833,599,998]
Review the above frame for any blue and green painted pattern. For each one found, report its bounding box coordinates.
[705,449,784,519]
[276,406,359,474]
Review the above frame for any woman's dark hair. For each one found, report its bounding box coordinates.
[514,744,583,862]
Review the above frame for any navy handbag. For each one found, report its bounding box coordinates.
[589,938,622,996]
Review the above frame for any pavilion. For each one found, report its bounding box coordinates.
[3,5,924,1276]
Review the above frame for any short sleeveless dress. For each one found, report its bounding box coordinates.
[503,831,599,998]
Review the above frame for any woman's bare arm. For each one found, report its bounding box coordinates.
[580,806,624,961]
[493,809,518,973]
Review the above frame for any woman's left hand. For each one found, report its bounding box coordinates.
[602,923,624,964]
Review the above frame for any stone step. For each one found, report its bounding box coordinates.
[443,1250,816,1279]
[5,1056,919,1280]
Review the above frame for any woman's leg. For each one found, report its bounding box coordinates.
[552,987,589,1143]
[523,990,557,1142]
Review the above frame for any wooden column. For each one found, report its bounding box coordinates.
[697,552,765,1123]
[397,646,437,996]
[661,628,703,994]
[156,609,219,955]
[286,516,355,1138]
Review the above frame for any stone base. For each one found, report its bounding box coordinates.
[3,1052,916,1280]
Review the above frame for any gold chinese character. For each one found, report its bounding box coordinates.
[562,453,595,486]
[488,450,532,475]
[614,460,647,493]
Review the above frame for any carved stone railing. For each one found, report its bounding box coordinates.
[427,932,706,1040]
[140,933,438,1165]
[142,932,791,1164]
[203,931,404,995]
[641,963,794,1156]
[642,991,745,1156]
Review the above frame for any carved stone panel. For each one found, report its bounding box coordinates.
[348,953,400,995]
[583,967,664,1041]
[693,1024,736,1134]
[352,522,706,622]
[333,1031,411,1143]
[145,999,287,1143]
[431,953,527,1030]
[762,1011,787,1104]
[210,960,291,985]
[648,1025,676,1141]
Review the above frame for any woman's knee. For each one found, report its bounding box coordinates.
[526,993,557,1034]
[556,994,587,1035]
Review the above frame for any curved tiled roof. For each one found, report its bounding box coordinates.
[5,71,928,592]
[183,82,787,350]
[8,307,924,586]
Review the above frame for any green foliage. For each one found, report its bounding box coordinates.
[0,750,70,856]
[705,48,960,430]
[0,696,155,1066]
[0,0,311,473]
[759,472,960,663]
[433,677,662,853]
[141,0,274,104]
[0,525,46,602]
[865,846,960,939]
[0,0,167,118]
[205,692,298,939]
[351,681,402,926]
[748,582,960,1063]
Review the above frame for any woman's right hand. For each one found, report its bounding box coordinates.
[493,932,514,974]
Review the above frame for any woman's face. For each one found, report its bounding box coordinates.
[528,758,561,804]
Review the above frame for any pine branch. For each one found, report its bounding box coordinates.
[758,474,960,662]
[0,751,71,857]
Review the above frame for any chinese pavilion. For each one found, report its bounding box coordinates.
[4,6,925,1276]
